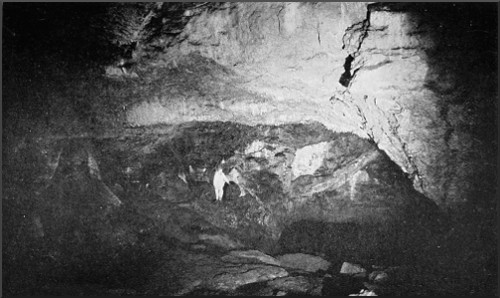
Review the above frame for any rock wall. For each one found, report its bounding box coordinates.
[171,2,371,133]
[340,3,497,206]
[162,2,497,208]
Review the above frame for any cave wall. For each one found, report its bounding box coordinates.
[342,3,497,207]
[172,1,371,131]
[161,2,497,208]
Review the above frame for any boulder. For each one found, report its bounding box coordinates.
[208,264,288,292]
[277,253,331,272]
[368,271,389,284]
[340,262,367,277]
[145,249,288,295]
[267,275,323,295]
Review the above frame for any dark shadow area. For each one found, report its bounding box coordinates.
[339,55,355,87]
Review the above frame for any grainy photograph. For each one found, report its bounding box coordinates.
[2,2,497,296]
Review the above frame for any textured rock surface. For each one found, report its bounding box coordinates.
[127,2,371,133]
[340,3,497,206]
[277,253,331,272]
[3,3,496,296]
[341,262,367,276]
[13,121,437,256]
[267,275,324,295]
[124,2,498,208]
[224,249,281,266]
[145,249,289,295]
[177,2,369,103]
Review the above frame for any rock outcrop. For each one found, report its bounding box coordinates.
[277,253,331,273]
[19,121,438,255]
[124,2,497,208]
[339,3,497,206]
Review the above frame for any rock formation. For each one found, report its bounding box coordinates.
[123,2,497,208]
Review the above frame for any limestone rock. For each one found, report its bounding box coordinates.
[225,249,281,266]
[340,262,367,276]
[267,275,323,295]
[277,253,331,272]
[207,264,288,292]
[120,2,373,134]
[349,289,377,296]
[291,141,330,180]
[342,2,496,206]
[153,1,496,209]
[146,250,285,295]
[368,271,389,284]
[106,2,495,209]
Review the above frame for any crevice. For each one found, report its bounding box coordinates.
[276,5,285,34]
[341,21,367,60]
[338,7,371,88]
[338,55,354,87]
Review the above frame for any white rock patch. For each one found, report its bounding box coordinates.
[291,142,330,180]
